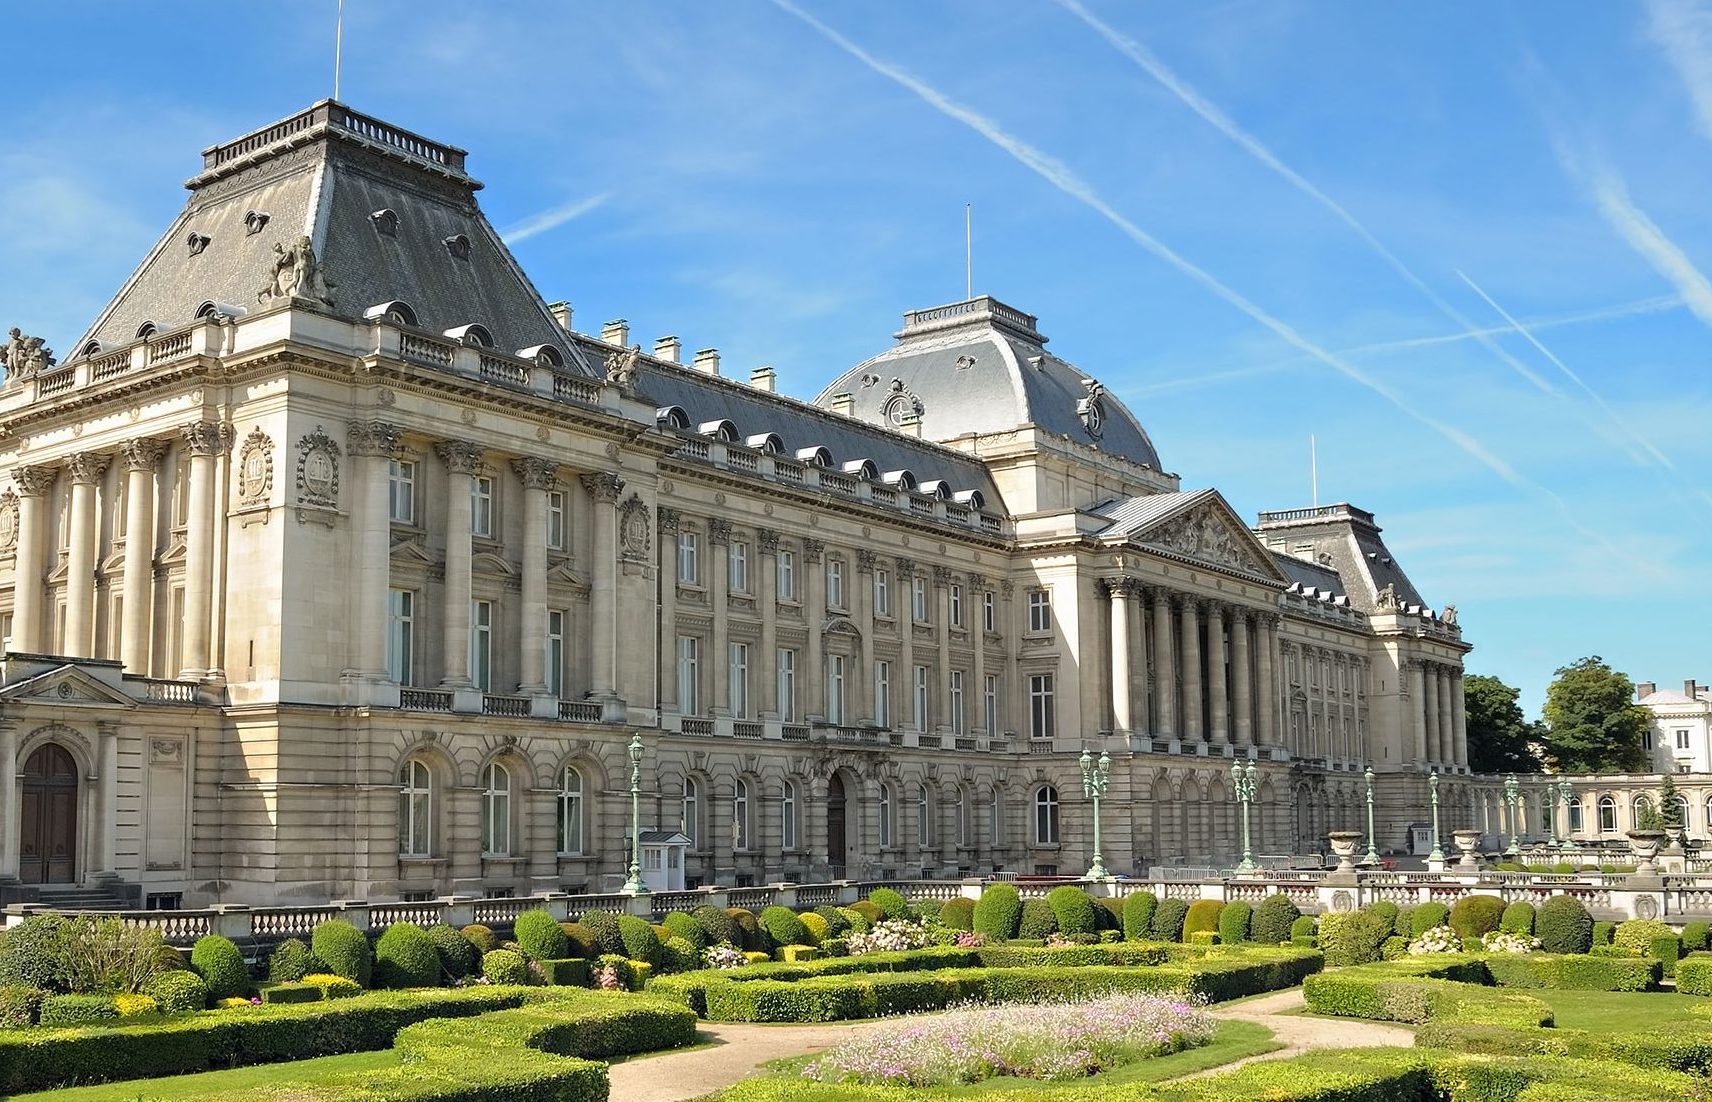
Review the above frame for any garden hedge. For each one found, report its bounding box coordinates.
[1614,919,1674,957]
[1683,920,1711,951]
[1482,952,1658,992]
[939,897,975,931]
[1675,957,1712,996]
[1150,898,1188,942]
[1251,894,1300,944]
[0,984,44,1028]
[1447,894,1505,940]
[1592,920,1615,946]
[373,923,441,989]
[974,884,1023,939]
[190,935,250,1001]
[1217,900,1251,945]
[758,905,813,948]
[1366,900,1399,937]
[1304,972,1551,1028]
[1418,1019,1712,1075]
[310,920,371,987]
[39,993,121,1028]
[144,970,209,1014]
[513,908,571,961]
[1122,891,1158,942]
[1536,895,1593,955]
[1018,898,1058,940]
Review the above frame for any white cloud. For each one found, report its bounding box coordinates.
[1647,0,1712,145]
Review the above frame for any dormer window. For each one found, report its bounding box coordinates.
[443,324,492,348]
[371,209,399,236]
[444,233,472,260]
[135,322,158,339]
[517,344,563,369]
[244,210,270,236]
[186,232,210,256]
[364,300,418,328]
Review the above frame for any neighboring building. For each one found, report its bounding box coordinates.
[1636,680,1712,775]
[0,102,1471,907]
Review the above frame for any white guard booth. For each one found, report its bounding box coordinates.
[639,830,691,892]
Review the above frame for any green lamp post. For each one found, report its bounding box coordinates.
[1080,746,1112,880]
[1558,779,1578,851]
[1363,766,1380,866]
[1427,770,1445,864]
[1504,774,1521,857]
[1546,781,1561,847]
[1232,760,1258,873]
[621,733,649,896]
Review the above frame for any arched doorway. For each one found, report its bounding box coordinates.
[21,744,78,884]
[826,773,848,877]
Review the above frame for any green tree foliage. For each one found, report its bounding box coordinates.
[1659,774,1688,847]
[1462,674,1543,774]
[1542,656,1650,773]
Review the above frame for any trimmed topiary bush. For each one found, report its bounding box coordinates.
[1184,900,1224,939]
[1291,915,1317,940]
[1449,894,1506,940]
[0,984,44,1027]
[560,922,600,959]
[660,936,701,974]
[1252,894,1301,945]
[691,905,741,947]
[481,948,527,985]
[848,900,884,925]
[1219,900,1252,945]
[1591,920,1616,946]
[939,897,975,931]
[1324,910,1390,967]
[618,915,665,967]
[1411,902,1450,938]
[1151,898,1189,942]
[1683,921,1711,952]
[974,884,1023,940]
[373,922,440,989]
[868,888,912,921]
[580,911,627,956]
[312,919,372,987]
[759,906,813,948]
[1047,886,1100,935]
[1018,898,1059,940]
[0,914,66,991]
[1366,901,1399,938]
[1535,896,1593,955]
[267,938,317,983]
[513,908,570,962]
[1123,892,1158,942]
[836,906,870,934]
[460,924,498,955]
[796,912,829,946]
[662,912,708,950]
[915,899,944,924]
[39,993,119,1028]
[1614,919,1675,957]
[143,970,207,1014]
[727,909,768,953]
[1499,901,1536,936]
[814,906,852,937]
[190,935,249,1001]
[426,923,477,978]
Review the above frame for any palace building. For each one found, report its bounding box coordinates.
[0,103,1473,907]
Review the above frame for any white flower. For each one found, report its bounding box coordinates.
[1480,931,1541,954]
[1407,925,1463,955]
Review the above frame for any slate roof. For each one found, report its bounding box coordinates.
[1254,504,1428,613]
[1270,551,1347,596]
[1087,489,1213,536]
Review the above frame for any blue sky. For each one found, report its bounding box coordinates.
[3,2,1709,714]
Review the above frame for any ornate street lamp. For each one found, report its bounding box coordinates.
[1080,746,1112,880]
[1504,773,1521,857]
[1558,779,1578,851]
[1363,766,1380,866]
[621,733,649,896]
[1427,770,1445,865]
[1232,760,1258,873]
[1546,781,1561,847]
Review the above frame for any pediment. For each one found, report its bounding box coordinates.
[545,559,586,589]
[472,550,516,577]
[389,537,436,565]
[0,666,138,709]
[1126,493,1289,582]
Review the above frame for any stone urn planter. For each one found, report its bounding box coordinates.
[1627,829,1667,874]
[1453,828,1482,871]
[1328,830,1364,874]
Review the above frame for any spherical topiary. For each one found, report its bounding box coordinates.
[461,925,498,955]
[144,969,208,1014]
[1395,906,1418,939]
[1251,894,1300,944]
[759,906,812,947]
[559,923,600,959]
[727,909,769,953]
[662,912,708,950]
[797,911,830,945]
[691,905,741,947]
[426,924,476,978]
[1045,887,1099,935]
[373,922,441,989]
[1123,892,1159,942]
[1218,900,1252,945]
[661,936,701,974]
[513,908,570,961]
[939,897,976,931]
[1410,903,1450,938]
[1018,898,1059,940]
[1448,895,1506,940]
[838,906,873,933]
[481,948,528,985]
[814,905,852,937]
[1499,902,1536,936]
[1614,919,1675,957]
[651,924,672,945]
[867,888,912,921]
[1183,900,1225,939]
[849,900,884,925]
[267,938,317,983]
[1291,915,1317,939]
[1365,901,1400,938]
[311,920,372,988]
[974,884,1023,940]
[580,911,627,955]
[189,935,249,1001]
[618,915,664,966]
[1151,898,1189,942]
[0,914,67,991]
[1324,909,1390,966]
[1536,896,1593,955]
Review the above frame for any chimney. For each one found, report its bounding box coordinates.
[600,318,629,346]
[1637,681,1657,700]
[693,348,721,376]
[654,336,681,363]
[1687,679,1700,698]
[898,410,922,438]
[547,301,573,331]
[830,392,854,416]
[750,365,777,392]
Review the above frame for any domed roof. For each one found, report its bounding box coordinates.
[812,296,1162,470]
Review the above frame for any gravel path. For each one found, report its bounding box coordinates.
[1191,989,1415,1078]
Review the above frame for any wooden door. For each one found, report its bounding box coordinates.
[20,745,77,884]
[826,774,848,877]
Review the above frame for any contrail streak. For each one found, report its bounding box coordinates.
[1588,167,1712,327]
[770,0,1649,563]
[501,193,608,244]
[1647,0,1712,145]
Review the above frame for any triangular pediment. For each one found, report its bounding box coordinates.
[545,559,586,589]
[1106,490,1289,582]
[0,665,138,709]
[389,536,436,565]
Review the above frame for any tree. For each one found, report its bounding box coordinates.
[1659,774,1688,848]
[1541,656,1650,774]
[1463,674,1543,774]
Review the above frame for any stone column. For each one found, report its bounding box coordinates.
[757,528,779,716]
[436,441,484,688]
[1151,589,1175,738]
[580,472,624,698]
[658,509,682,712]
[1231,611,1253,747]
[1105,578,1134,736]
[1180,598,1203,740]
[347,422,402,680]
[95,721,119,876]
[1424,663,1442,766]
[1408,660,1429,765]
[11,467,57,654]
[856,552,878,722]
[180,420,229,679]
[709,519,732,713]
[804,540,827,719]
[1451,672,1469,770]
[1436,667,1455,771]
[118,440,166,673]
[1206,603,1228,744]
[1001,580,1018,736]
[969,572,987,734]
[1255,614,1277,747]
[62,453,110,658]
[933,566,953,728]
[513,457,558,694]
[897,558,917,728]
[0,722,17,880]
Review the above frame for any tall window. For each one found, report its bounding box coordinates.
[916,783,932,846]
[678,531,700,584]
[682,778,700,848]
[827,654,846,724]
[1597,795,1617,833]
[388,458,417,524]
[989,791,1002,847]
[1028,589,1051,633]
[481,762,511,855]
[556,766,584,854]
[982,592,995,633]
[546,490,566,550]
[1035,785,1060,844]
[729,541,749,592]
[777,549,797,600]
[874,569,891,616]
[781,780,798,850]
[949,583,963,627]
[879,783,894,848]
[546,610,566,697]
[1634,795,1654,826]
[1569,796,1584,833]
[826,558,845,609]
[387,589,414,685]
[983,674,998,735]
[398,759,431,856]
[471,475,494,537]
[955,785,970,847]
[911,577,928,623]
[469,600,493,691]
[912,664,929,730]
[778,648,798,722]
[1029,673,1056,740]
[1677,728,1692,751]
[729,642,750,718]
[950,670,966,733]
[1642,729,1653,751]
[677,636,700,714]
[734,778,752,850]
[874,661,891,727]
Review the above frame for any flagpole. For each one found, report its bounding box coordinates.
[334,0,345,101]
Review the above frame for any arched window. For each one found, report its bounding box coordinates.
[1633,795,1654,828]
[682,777,699,849]
[1568,795,1584,834]
[988,790,1002,847]
[879,783,894,849]
[1673,795,1690,833]
[481,763,511,856]
[1597,795,1617,833]
[557,766,584,856]
[398,759,432,856]
[916,782,932,847]
[734,778,751,851]
[781,779,798,851]
[1035,785,1060,845]
[954,785,970,848]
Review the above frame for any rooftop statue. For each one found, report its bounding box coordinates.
[604,343,641,391]
[3,328,55,384]
[259,236,335,307]
[1375,583,1400,610]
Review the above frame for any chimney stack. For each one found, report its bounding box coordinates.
[693,348,721,376]
[898,410,922,438]
[601,319,629,346]
[1637,681,1657,699]
[750,365,777,392]
[1687,679,1700,698]
[830,392,854,416]
[547,301,573,331]
[654,336,681,363]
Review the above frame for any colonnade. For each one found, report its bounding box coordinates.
[1408,659,1466,770]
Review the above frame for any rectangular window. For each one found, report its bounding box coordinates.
[874,661,891,727]
[469,599,493,691]
[387,589,415,685]
[982,591,995,633]
[912,664,929,730]
[678,531,700,584]
[168,586,186,677]
[827,654,846,724]
[546,490,566,550]
[777,550,796,600]
[729,642,750,719]
[827,559,845,609]
[1027,589,1051,633]
[1677,729,1692,751]
[1643,729,1654,751]
[874,569,891,616]
[950,670,966,733]
[546,609,565,697]
[1029,673,1056,740]
[984,674,998,735]
[912,577,928,623]
[471,476,494,538]
[729,541,749,592]
[778,648,798,722]
[388,459,417,524]
[677,636,700,714]
[949,584,963,627]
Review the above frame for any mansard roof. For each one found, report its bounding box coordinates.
[1253,503,1428,613]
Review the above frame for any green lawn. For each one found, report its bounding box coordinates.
[12,1050,400,1102]
[1526,987,1709,1031]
